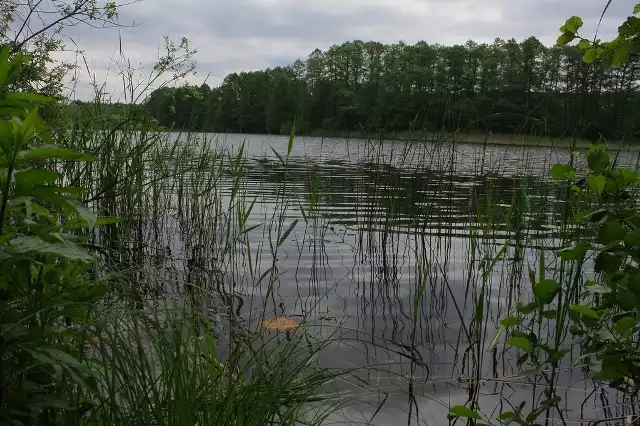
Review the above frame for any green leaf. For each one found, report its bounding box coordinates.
[5,92,56,103]
[557,32,576,46]
[0,47,10,88]
[594,252,625,274]
[586,146,610,174]
[625,229,640,247]
[19,146,93,162]
[449,406,482,420]
[613,42,632,66]
[277,219,298,248]
[534,279,560,305]
[500,316,521,327]
[506,336,533,352]
[583,48,598,63]
[615,316,638,334]
[600,220,627,245]
[577,39,591,50]
[570,304,600,319]
[499,412,515,421]
[548,349,570,365]
[588,174,607,194]
[558,242,589,261]
[520,368,542,377]
[635,3,640,14]
[561,16,584,33]
[517,301,539,314]
[541,309,558,319]
[550,163,575,180]
[14,168,59,188]
[9,236,93,261]
[65,198,97,228]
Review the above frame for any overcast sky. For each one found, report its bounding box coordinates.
[56,0,634,100]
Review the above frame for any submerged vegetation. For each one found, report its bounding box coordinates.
[3,1,640,426]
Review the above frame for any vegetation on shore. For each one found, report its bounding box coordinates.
[3,1,640,425]
[144,36,640,142]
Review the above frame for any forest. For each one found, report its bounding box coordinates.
[144,37,640,141]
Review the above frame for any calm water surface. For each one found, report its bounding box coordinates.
[150,133,640,425]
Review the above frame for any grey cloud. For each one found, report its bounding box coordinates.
[59,0,636,99]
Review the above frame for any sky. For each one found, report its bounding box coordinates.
[50,0,635,100]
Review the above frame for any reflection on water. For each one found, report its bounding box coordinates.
[139,134,640,425]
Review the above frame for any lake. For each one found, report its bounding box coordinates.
[141,133,640,425]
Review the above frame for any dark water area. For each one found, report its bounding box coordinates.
[142,134,640,425]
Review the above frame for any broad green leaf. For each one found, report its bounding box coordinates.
[9,236,93,261]
[594,252,625,274]
[547,349,570,365]
[449,406,482,420]
[583,48,598,63]
[65,198,97,228]
[625,229,640,247]
[19,146,94,162]
[561,16,584,33]
[586,146,610,174]
[499,412,515,420]
[5,92,56,103]
[0,47,9,87]
[277,219,298,248]
[577,39,591,50]
[534,279,560,304]
[615,316,638,334]
[550,163,575,180]
[520,368,542,377]
[14,168,59,187]
[506,336,533,352]
[599,220,627,245]
[541,309,558,319]
[587,174,607,194]
[517,301,538,314]
[613,42,632,66]
[635,3,640,14]
[557,32,576,46]
[570,304,599,319]
[500,316,520,327]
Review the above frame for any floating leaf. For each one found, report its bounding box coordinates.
[262,316,299,332]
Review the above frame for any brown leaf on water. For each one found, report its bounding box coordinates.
[262,316,299,332]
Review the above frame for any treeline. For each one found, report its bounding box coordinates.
[145,37,640,140]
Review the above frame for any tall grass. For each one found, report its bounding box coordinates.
[14,47,640,425]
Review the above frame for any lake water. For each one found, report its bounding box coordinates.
[145,133,640,425]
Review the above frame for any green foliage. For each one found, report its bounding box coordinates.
[0,46,102,424]
[145,37,640,141]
